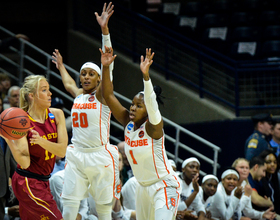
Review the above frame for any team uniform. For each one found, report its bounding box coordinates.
[12,109,62,220]
[124,121,181,220]
[62,92,120,203]
[177,175,206,214]
[234,180,266,219]
[208,182,240,220]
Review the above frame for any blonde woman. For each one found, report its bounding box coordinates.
[3,75,68,220]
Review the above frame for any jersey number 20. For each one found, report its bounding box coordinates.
[72,112,88,128]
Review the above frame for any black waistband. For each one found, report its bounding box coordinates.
[16,168,50,182]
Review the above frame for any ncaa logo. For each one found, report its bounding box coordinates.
[138,131,144,138]
[49,113,55,119]
[127,123,133,131]
[88,96,95,102]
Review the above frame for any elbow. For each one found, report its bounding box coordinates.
[58,147,67,158]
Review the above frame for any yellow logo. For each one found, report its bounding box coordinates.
[248,139,258,148]
[40,215,50,220]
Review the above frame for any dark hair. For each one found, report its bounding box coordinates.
[249,156,265,169]
[153,85,164,106]
[259,149,277,161]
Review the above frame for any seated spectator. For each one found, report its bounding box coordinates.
[248,156,274,211]
[0,96,18,220]
[259,149,280,214]
[0,34,29,52]
[3,86,20,110]
[232,158,276,220]
[121,176,138,211]
[208,167,242,220]
[244,113,273,161]
[200,174,219,213]
[0,73,11,106]
[117,141,133,185]
[270,119,280,157]
[178,157,206,219]
[49,169,91,220]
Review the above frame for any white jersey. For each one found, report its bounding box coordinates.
[177,176,206,214]
[121,176,139,210]
[197,186,214,211]
[235,180,264,220]
[208,182,240,220]
[71,92,111,148]
[124,121,173,186]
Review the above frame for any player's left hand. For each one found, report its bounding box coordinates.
[140,48,154,79]
[29,129,42,145]
[100,46,117,67]
[95,2,114,29]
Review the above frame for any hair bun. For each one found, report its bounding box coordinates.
[153,85,162,96]
[153,85,164,105]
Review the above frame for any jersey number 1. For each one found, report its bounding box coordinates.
[72,112,88,128]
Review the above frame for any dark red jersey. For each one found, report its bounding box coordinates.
[17,109,58,175]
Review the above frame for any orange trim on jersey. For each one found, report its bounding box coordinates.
[152,139,160,179]
[25,177,57,218]
[99,103,103,146]
[175,190,180,216]
[252,188,257,192]
[172,175,181,189]
[161,135,170,174]
[105,145,118,200]
[164,187,169,210]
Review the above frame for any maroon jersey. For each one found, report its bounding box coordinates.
[17,108,58,176]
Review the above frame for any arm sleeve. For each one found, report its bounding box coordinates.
[101,34,113,81]
[143,79,162,125]
[191,191,206,214]
[242,196,264,220]
[211,188,240,220]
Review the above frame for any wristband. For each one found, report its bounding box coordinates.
[101,34,113,81]
[143,79,162,125]
[5,207,8,215]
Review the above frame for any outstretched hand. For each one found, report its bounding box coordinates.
[140,48,154,79]
[95,2,114,32]
[100,45,117,67]
[52,49,64,70]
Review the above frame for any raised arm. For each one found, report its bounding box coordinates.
[140,48,163,139]
[95,2,115,104]
[100,46,130,127]
[52,49,81,98]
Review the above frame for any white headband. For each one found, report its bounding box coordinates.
[168,159,176,168]
[221,169,239,180]
[202,174,219,184]
[182,157,200,169]
[80,62,101,75]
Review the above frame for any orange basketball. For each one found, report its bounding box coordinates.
[0,107,30,140]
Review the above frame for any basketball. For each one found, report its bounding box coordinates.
[0,107,30,140]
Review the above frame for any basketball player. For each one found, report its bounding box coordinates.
[101,47,182,220]
[2,75,68,220]
[52,2,120,220]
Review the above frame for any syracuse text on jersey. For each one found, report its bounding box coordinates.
[72,103,97,109]
[125,135,148,147]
